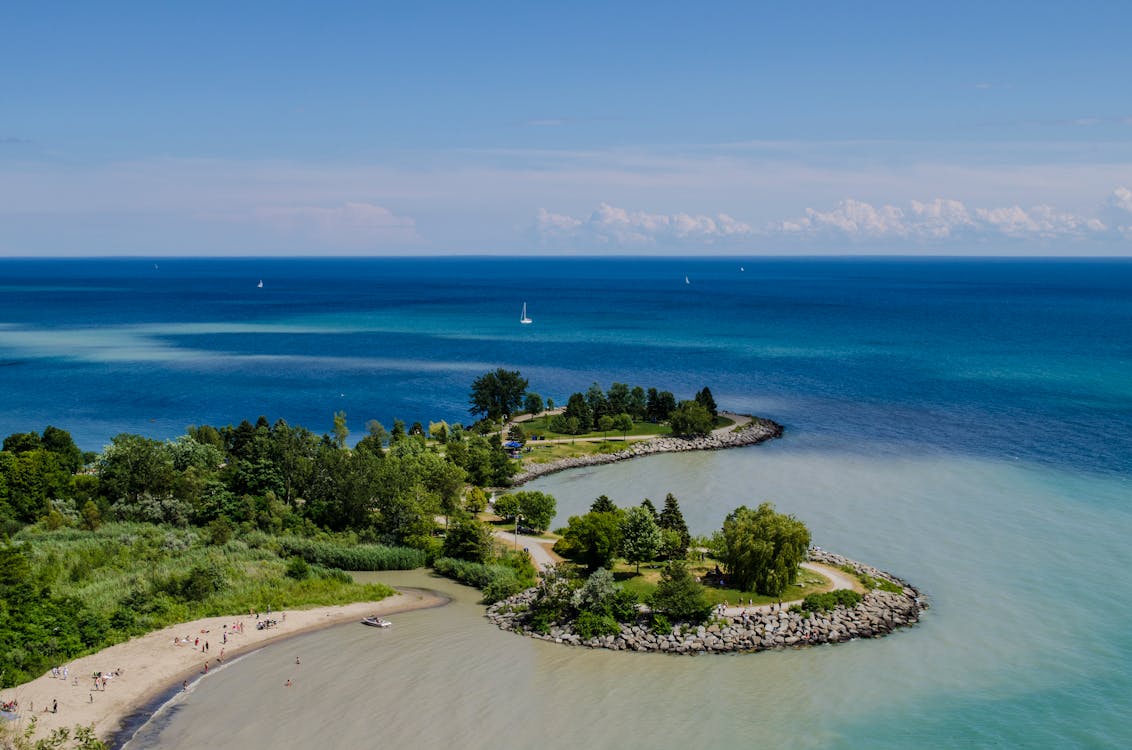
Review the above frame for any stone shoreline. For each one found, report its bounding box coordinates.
[485,549,926,654]
[510,416,784,487]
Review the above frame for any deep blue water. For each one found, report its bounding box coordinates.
[5,257,1132,749]
[1,257,1129,476]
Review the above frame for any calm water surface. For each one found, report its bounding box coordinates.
[2,258,1128,747]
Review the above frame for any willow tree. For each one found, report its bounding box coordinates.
[718,502,810,596]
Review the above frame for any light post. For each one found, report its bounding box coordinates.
[514,513,522,550]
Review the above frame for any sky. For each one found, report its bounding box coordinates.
[2,1,1131,256]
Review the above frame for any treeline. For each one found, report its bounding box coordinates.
[0,417,513,542]
[548,383,718,436]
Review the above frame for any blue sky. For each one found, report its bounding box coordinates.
[2,1,1130,256]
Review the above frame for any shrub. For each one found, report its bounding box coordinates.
[801,589,862,612]
[649,560,711,624]
[285,556,312,580]
[650,613,672,635]
[574,610,620,640]
[431,556,524,604]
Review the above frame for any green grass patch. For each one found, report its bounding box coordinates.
[520,441,613,464]
[611,559,833,607]
[521,415,671,440]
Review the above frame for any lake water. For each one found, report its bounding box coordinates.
[2,257,1129,747]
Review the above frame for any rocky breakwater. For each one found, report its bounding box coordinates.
[485,550,926,654]
[510,417,784,487]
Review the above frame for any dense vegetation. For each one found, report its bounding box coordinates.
[545,494,816,627]
[0,370,755,690]
[522,382,720,437]
[0,525,397,687]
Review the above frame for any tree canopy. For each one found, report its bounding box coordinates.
[468,368,529,421]
[718,502,811,596]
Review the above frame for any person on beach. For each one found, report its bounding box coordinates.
[52,699,57,714]
[203,662,209,674]
[295,657,300,665]
[284,679,292,687]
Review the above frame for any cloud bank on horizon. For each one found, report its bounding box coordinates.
[534,188,1132,252]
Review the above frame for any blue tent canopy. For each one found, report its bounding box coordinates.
[503,441,523,448]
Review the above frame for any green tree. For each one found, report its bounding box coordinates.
[694,387,719,418]
[640,497,658,519]
[507,424,526,445]
[493,493,520,519]
[464,486,488,513]
[2,432,41,454]
[42,426,84,473]
[597,415,614,439]
[332,411,349,448]
[496,490,556,531]
[98,434,175,506]
[442,517,495,563]
[524,392,544,416]
[646,389,677,422]
[468,368,529,421]
[612,413,634,440]
[585,382,609,424]
[649,560,711,624]
[606,382,631,416]
[620,505,662,573]
[658,492,691,556]
[668,401,714,436]
[563,392,592,433]
[554,511,623,571]
[627,386,647,420]
[718,502,811,596]
[428,421,449,443]
[590,494,617,513]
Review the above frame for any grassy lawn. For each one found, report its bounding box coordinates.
[713,415,735,429]
[521,414,671,439]
[520,440,630,464]
[612,559,833,607]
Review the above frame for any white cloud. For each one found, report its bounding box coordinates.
[536,202,753,247]
[777,196,1112,242]
[250,202,419,246]
[1104,186,1132,238]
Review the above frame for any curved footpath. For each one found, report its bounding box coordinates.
[510,414,784,487]
[1,590,446,746]
[485,549,927,654]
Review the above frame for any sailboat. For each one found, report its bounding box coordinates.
[520,302,532,324]
[257,280,263,288]
[685,275,691,285]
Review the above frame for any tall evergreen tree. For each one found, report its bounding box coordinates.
[590,494,618,513]
[658,492,692,552]
[694,387,718,418]
[640,497,659,519]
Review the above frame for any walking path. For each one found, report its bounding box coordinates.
[491,530,562,570]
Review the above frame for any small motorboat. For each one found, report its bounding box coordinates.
[360,617,391,628]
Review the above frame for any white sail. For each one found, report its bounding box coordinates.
[520,302,532,324]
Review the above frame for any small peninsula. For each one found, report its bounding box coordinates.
[486,548,926,654]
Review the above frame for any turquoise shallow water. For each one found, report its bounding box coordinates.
[2,257,1129,747]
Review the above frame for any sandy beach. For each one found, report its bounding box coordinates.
[0,589,446,745]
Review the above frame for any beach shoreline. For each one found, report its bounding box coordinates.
[1,588,448,747]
